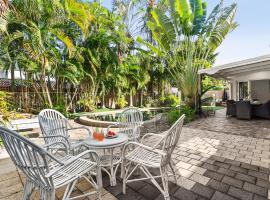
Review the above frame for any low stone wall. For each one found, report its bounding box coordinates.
[79,116,117,128]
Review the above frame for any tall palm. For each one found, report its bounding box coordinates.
[139,0,237,108]
[0,1,7,32]
[1,0,93,108]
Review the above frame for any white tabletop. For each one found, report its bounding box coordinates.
[83,133,128,148]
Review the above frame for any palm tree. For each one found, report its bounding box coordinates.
[0,0,12,32]
[120,55,150,106]
[1,0,93,108]
[139,0,237,109]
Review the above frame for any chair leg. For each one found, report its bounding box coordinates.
[41,190,55,200]
[22,180,35,200]
[169,160,178,184]
[122,161,127,194]
[49,190,56,200]
[121,154,125,179]
[62,180,77,200]
[96,165,103,200]
[160,167,170,200]
[123,162,141,195]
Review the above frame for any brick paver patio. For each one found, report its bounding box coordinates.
[1,108,270,199]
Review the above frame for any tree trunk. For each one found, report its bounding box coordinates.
[10,62,15,92]
[40,58,53,108]
[66,87,78,112]
[102,93,106,109]
[129,91,133,106]
[139,89,143,107]
[32,78,43,103]
[110,90,115,109]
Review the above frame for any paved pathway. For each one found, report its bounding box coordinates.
[2,108,270,199]
[114,109,270,200]
[169,127,270,200]
[186,109,270,140]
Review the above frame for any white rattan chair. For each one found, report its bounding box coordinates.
[0,126,102,200]
[38,109,91,155]
[121,115,185,200]
[107,107,143,142]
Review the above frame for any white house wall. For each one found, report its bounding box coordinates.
[251,80,270,103]
[0,70,25,79]
[230,81,238,100]
[0,71,7,78]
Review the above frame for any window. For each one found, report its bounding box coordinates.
[239,82,248,100]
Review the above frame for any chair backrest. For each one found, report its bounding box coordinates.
[161,114,185,166]
[236,101,252,120]
[0,126,55,189]
[38,109,69,146]
[226,100,235,106]
[118,107,143,141]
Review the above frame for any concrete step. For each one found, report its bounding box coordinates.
[8,118,39,132]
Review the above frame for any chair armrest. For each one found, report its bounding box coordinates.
[66,150,100,164]
[141,132,166,148]
[43,141,69,154]
[67,126,92,137]
[141,133,165,143]
[45,150,100,178]
[122,142,166,157]
[40,135,70,149]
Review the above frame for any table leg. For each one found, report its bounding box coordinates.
[110,148,117,186]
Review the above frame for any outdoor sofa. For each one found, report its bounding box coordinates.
[253,100,270,119]
[226,100,270,120]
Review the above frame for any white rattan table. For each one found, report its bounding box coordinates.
[83,133,128,186]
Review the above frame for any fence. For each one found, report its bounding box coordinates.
[0,79,168,113]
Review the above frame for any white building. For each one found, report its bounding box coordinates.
[199,54,270,103]
[0,70,26,79]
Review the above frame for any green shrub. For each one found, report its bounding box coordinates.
[144,96,154,107]
[167,105,195,124]
[180,105,195,122]
[0,91,11,126]
[167,109,181,125]
[166,94,180,107]
[77,97,96,112]
[53,104,69,117]
[159,95,166,105]
[116,96,128,109]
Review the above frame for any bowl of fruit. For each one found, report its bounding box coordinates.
[106,130,117,139]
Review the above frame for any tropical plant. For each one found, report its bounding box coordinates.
[167,105,195,124]
[144,96,154,107]
[0,91,12,126]
[0,0,13,32]
[0,0,238,116]
[161,94,180,107]
[116,95,128,108]
[139,0,237,110]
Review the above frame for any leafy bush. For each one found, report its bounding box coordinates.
[167,105,195,124]
[164,94,180,107]
[144,96,154,107]
[159,95,166,104]
[167,109,181,125]
[77,97,96,112]
[53,104,69,117]
[180,105,196,122]
[0,92,11,126]
[116,96,128,109]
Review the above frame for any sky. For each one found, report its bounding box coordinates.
[101,0,270,66]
